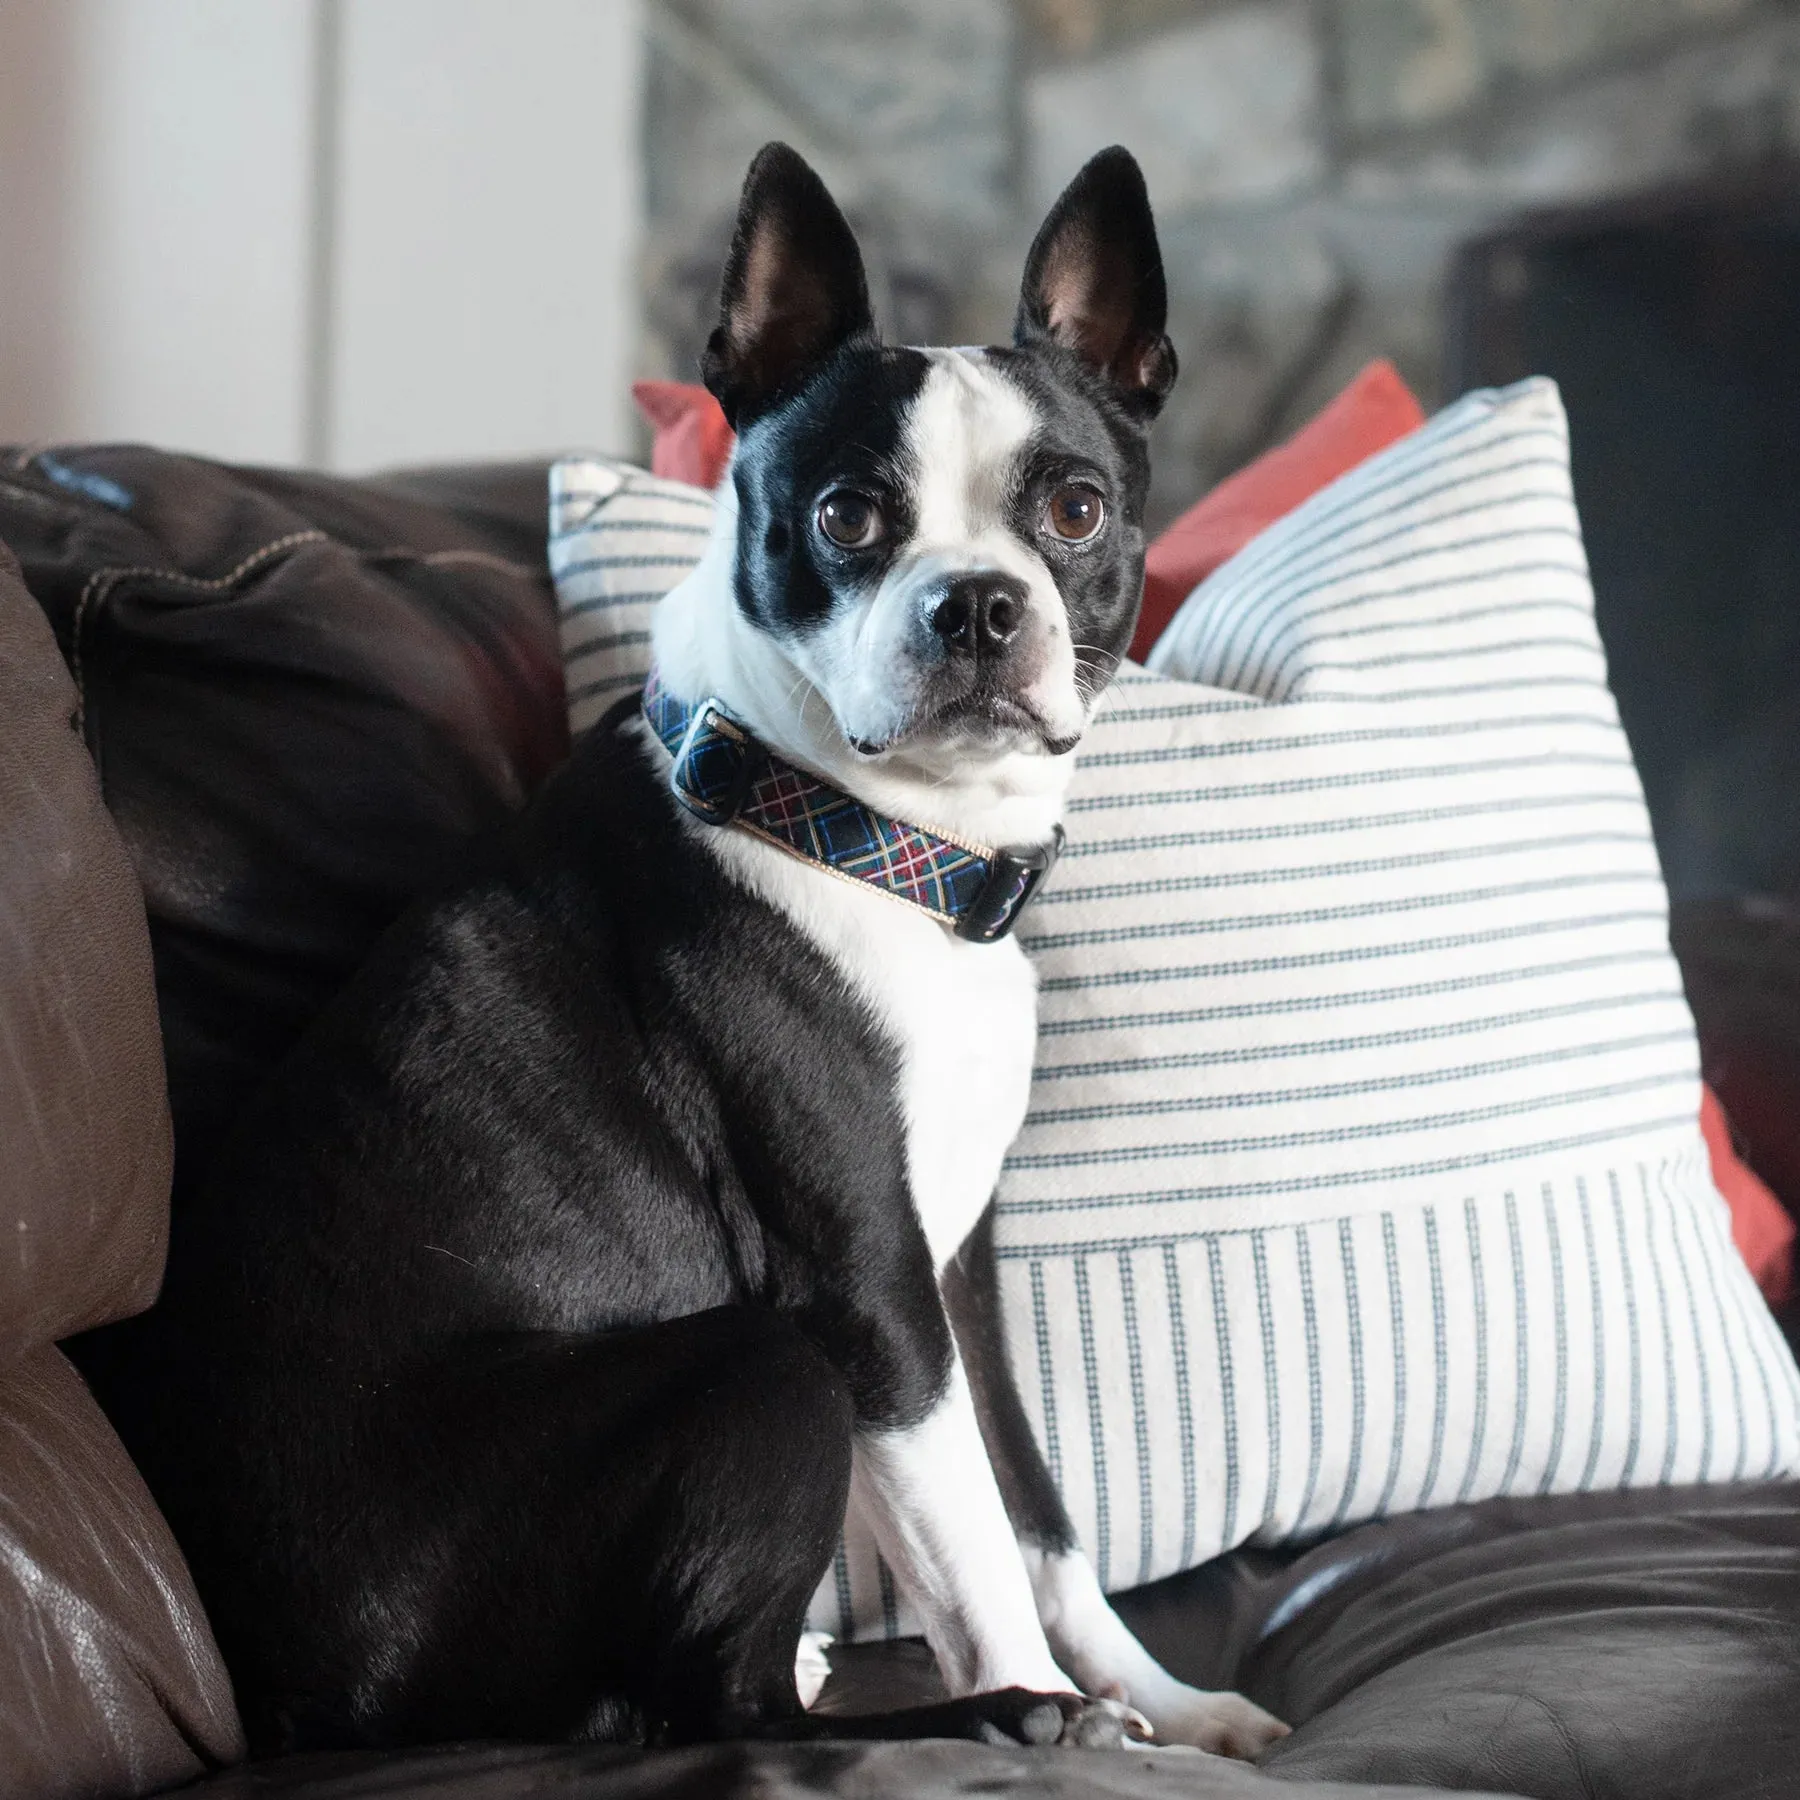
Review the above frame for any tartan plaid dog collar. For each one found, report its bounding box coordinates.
[642,670,1062,943]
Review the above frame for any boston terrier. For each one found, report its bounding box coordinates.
[116,142,1289,1760]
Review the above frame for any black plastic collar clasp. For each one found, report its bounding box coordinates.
[955,825,1066,944]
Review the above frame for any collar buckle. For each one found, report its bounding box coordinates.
[670,700,768,825]
[954,825,1066,944]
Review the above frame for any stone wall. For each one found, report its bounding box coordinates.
[638,0,1800,527]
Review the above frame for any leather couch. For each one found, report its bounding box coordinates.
[3,445,1799,1800]
[0,527,242,1798]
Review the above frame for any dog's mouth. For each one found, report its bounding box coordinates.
[848,686,1081,759]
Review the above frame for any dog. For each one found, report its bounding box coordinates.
[116,142,1289,1760]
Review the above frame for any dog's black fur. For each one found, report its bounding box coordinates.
[100,144,1178,1755]
[116,716,932,1747]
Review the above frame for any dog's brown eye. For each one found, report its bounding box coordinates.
[817,491,885,550]
[1045,485,1106,542]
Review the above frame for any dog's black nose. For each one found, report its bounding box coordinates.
[932,574,1029,656]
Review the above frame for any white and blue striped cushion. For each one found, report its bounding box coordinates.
[548,377,1800,1646]
[553,457,716,735]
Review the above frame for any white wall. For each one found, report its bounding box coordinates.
[0,0,317,462]
[0,0,642,469]
[327,0,641,470]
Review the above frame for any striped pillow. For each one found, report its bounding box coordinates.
[554,458,715,733]
[548,378,1800,1647]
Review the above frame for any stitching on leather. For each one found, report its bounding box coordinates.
[65,531,545,738]
[71,529,328,734]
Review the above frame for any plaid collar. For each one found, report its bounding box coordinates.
[642,670,1062,943]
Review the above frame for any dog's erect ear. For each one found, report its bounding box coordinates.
[1014,147,1177,419]
[702,143,875,428]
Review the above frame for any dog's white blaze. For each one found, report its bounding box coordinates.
[895,352,1084,743]
[903,351,1038,548]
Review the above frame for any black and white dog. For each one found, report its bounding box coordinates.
[123,143,1288,1760]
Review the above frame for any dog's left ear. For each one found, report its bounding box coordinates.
[1014,146,1177,420]
[702,143,876,428]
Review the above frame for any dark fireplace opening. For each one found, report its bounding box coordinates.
[1450,170,1800,909]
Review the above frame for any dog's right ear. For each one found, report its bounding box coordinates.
[701,144,875,429]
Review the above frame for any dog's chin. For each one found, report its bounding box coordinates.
[847,690,1082,761]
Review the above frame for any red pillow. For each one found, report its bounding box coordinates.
[1132,359,1426,661]
[1703,1084,1795,1309]
[632,381,735,490]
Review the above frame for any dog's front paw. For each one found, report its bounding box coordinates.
[1145,1686,1289,1759]
[972,1688,1152,1750]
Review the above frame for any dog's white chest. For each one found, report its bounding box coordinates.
[872,916,1038,1267]
[696,821,1038,1266]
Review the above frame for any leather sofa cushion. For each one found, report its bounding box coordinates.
[185,1738,1513,1800]
[0,536,169,1358]
[0,447,567,1201]
[170,1482,1800,1799]
[1133,1480,1800,1799]
[0,1344,242,1800]
[809,1481,1800,1799]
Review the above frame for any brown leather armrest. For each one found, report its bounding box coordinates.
[0,537,170,1357]
[0,1345,242,1800]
